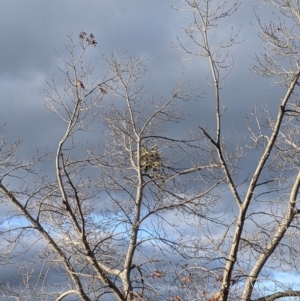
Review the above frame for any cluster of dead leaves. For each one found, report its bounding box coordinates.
[76,80,85,90]
[79,31,97,46]
[170,295,181,301]
[181,276,191,283]
[204,275,238,301]
[75,80,108,95]
[129,292,143,301]
[207,292,221,301]
[150,270,192,283]
[97,84,107,94]
[150,270,163,278]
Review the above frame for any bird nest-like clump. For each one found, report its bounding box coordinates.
[139,147,162,173]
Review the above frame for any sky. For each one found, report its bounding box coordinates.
[0,0,271,158]
[0,0,296,299]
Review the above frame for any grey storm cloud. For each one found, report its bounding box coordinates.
[0,0,278,228]
[0,0,276,214]
[0,0,293,298]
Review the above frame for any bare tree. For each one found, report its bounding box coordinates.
[171,0,300,301]
[0,32,217,301]
[2,0,300,301]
